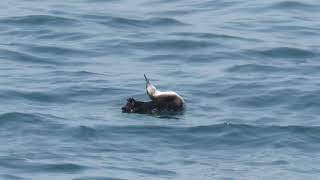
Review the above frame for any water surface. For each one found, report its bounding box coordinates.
[0,0,320,179]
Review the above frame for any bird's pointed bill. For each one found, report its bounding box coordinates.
[144,74,150,85]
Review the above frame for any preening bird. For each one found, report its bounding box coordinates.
[144,74,184,110]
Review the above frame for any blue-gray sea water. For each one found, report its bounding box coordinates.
[0,0,320,179]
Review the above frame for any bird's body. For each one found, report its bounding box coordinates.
[144,74,184,110]
[122,74,185,114]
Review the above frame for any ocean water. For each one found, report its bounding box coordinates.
[0,0,320,179]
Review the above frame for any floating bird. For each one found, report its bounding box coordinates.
[122,74,185,114]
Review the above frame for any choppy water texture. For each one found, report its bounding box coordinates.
[0,0,320,179]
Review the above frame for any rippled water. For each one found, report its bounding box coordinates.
[0,0,320,179]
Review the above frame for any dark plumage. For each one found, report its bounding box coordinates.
[122,98,158,114]
[121,98,184,114]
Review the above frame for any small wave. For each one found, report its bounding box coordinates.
[39,163,87,173]
[0,112,66,138]
[0,158,88,173]
[184,54,233,64]
[22,44,97,58]
[149,9,199,16]
[226,64,294,73]
[74,177,126,180]
[2,86,123,104]
[0,15,78,26]
[0,112,45,125]
[48,70,104,77]
[253,47,316,58]
[72,125,100,140]
[224,87,305,108]
[131,39,213,51]
[105,16,186,28]
[3,90,70,103]
[215,83,266,97]
[82,0,119,2]
[37,31,91,41]
[0,112,62,124]
[226,94,288,108]
[140,54,185,62]
[64,86,126,98]
[289,90,320,111]
[197,0,240,9]
[82,14,186,28]
[0,112,64,130]
[0,174,27,180]
[171,32,259,42]
[2,84,125,105]
[269,1,317,11]
[140,53,221,65]
[272,160,289,165]
[0,29,50,38]
[107,166,177,178]
[0,48,61,65]
[145,17,186,26]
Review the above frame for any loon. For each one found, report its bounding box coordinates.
[122,74,185,114]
